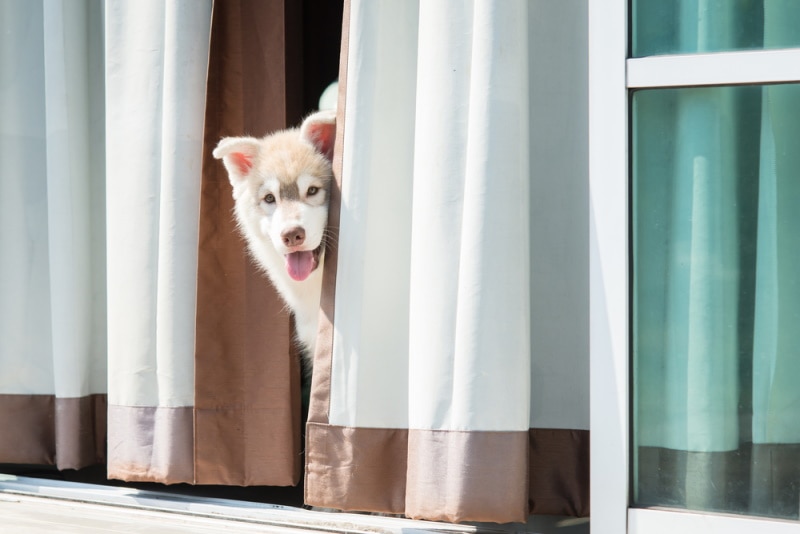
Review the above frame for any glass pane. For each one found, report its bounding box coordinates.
[632,83,800,519]
[632,0,800,57]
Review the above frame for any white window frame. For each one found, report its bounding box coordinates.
[590,2,800,533]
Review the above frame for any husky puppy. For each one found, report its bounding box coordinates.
[213,111,336,372]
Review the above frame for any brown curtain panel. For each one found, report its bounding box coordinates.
[193,0,305,487]
[192,0,344,486]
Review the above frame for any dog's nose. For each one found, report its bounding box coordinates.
[281,226,306,247]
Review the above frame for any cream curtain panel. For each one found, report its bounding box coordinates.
[104,0,212,483]
[305,0,589,523]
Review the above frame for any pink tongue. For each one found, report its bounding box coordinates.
[285,251,316,281]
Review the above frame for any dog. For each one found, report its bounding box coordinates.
[213,110,336,373]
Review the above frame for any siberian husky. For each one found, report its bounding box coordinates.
[213,111,336,372]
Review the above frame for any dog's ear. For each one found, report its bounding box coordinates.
[212,137,261,182]
[300,110,336,162]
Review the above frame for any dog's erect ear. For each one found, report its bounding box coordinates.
[212,137,261,182]
[299,110,336,162]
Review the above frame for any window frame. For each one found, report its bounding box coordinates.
[589,2,800,533]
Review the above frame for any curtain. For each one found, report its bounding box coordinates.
[633,0,800,519]
[305,0,589,523]
[104,0,213,483]
[190,0,305,486]
[0,0,310,486]
[0,0,107,469]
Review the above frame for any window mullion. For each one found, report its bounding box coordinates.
[628,48,800,89]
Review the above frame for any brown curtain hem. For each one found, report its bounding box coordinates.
[106,404,194,484]
[305,422,408,514]
[529,428,590,517]
[406,429,529,523]
[307,423,589,523]
[0,394,106,470]
[55,395,107,469]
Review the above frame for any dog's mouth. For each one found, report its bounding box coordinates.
[285,245,323,282]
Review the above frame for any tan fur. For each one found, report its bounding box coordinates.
[257,131,331,186]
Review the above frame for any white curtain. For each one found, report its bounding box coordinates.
[104,0,211,482]
[0,0,107,468]
[330,0,531,447]
[306,0,589,522]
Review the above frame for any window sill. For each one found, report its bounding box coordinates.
[629,507,800,534]
[0,474,588,533]
[0,474,459,533]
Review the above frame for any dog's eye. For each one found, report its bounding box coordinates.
[307,186,319,196]
[264,193,276,204]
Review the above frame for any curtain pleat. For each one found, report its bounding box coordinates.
[528,429,590,517]
[104,0,212,482]
[0,395,55,465]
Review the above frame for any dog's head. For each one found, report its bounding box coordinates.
[213,111,336,282]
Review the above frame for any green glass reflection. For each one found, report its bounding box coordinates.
[632,0,800,57]
[632,84,800,518]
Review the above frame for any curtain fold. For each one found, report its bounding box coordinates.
[306,0,589,523]
[104,0,212,483]
[106,0,307,485]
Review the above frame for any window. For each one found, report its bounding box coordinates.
[632,0,800,57]
[633,82,800,520]
[591,1,800,532]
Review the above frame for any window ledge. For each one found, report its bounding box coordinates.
[630,507,800,534]
[0,474,464,533]
[0,474,588,533]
